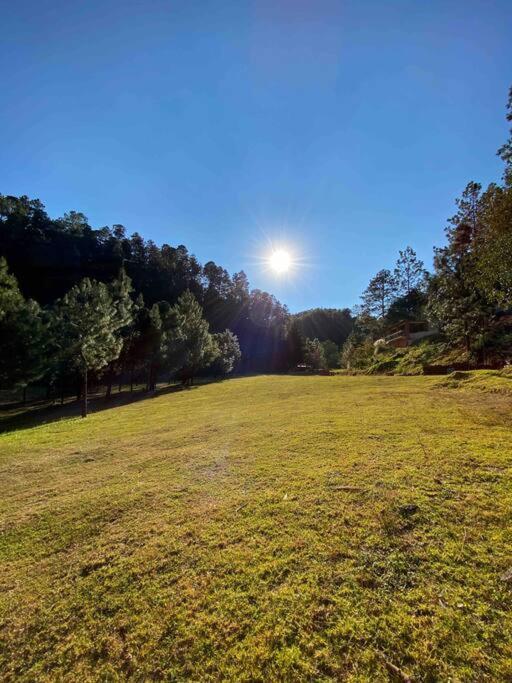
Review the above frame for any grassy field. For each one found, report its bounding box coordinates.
[1,375,512,681]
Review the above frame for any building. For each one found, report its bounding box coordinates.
[383,321,438,348]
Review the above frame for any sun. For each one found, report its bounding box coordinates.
[269,249,291,274]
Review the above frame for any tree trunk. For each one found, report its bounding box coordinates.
[150,365,157,392]
[105,369,113,399]
[60,380,65,406]
[130,367,134,393]
[118,376,122,392]
[81,368,88,418]
[22,386,27,405]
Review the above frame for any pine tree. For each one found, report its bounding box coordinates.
[157,301,185,386]
[172,290,218,384]
[361,269,398,318]
[497,85,512,183]
[285,318,305,369]
[50,277,132,417]
[394,247,426,297]
[103,269,136,397]
[0,258,47,394]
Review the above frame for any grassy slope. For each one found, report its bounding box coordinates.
[437,369,512,394]
[1,376,512,681]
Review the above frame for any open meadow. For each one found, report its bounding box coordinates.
[1,375,512,681]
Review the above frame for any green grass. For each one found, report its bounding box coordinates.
[1,375,512,681]
[437,368,512,394]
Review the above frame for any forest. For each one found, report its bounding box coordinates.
[1,87,511,416]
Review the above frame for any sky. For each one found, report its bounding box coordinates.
[1,0,511,312]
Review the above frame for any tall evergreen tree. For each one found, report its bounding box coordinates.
[394,246,426,297]
[0,258,47,394]
[285,318,305,369]
[104,269,136,397]
[427,185,494,356]
[361,269,398,318]
[172,290,218,384]
[50,277,132,417]
[497,85,512,183]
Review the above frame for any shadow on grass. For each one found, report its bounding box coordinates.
[0,382,211,434]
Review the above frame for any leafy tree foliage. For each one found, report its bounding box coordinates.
[211,330,242,376]
[320,340,339,369]
[303,338,326,370]
[292,308,353,346]
[385,289,427,324]
[0,256,24,316]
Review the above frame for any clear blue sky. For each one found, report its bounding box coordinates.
[1,1,511,312]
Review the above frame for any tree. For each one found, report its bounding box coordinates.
[211,330,241,376]
[103,269,137,397]
[361,269,397,318]
[340,333,374,370]
[385,288,427,323]
[474,182,512,307]
[292,308,353,346]
[141,303,164,392]
[394,247,426,297]
[471,91,512,307]
[321,340,339,369]
[339,310,382,370]
[50,277,132,417]
[172,290,218,384]
[497,85,512,183]
[285,318,305,369]
[0,256,24,318]
[303,338,326,370]
[109,292,145,394]
[427,245,493,355]
[0,258,47,395]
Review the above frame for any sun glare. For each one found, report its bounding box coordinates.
[269,249,291,274]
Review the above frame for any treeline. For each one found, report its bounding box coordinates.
[0,196,292,376]
[343,86,512,370]
[0,260,242,416]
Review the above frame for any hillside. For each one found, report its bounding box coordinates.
[1,376,512,680]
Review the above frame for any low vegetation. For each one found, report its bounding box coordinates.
[1,375,512,681]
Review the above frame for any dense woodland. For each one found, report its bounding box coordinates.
[1,87,511,414]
